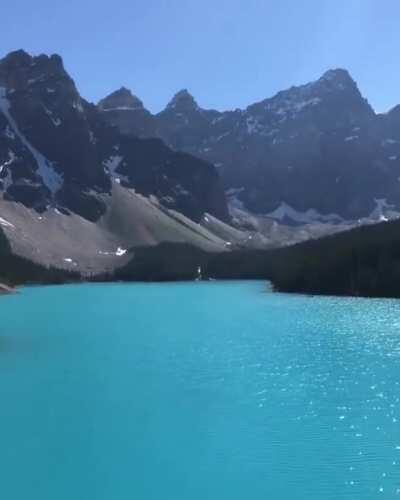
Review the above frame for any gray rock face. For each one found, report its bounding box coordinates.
[98,87,157,138]
[98,87,144,111]
[99,69,400,221]
[0,50,228,223]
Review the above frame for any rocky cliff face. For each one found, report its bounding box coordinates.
[98,87,157,138]
[0,50,110,219]
[99,69,400,222]
[0,50,228,223]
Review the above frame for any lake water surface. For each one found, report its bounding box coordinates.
[1,281,400,499]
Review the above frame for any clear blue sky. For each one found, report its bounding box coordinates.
[2,0,400,113]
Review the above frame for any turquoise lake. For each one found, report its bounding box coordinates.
[1,281,400,499]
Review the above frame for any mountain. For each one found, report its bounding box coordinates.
[0,50,235,281]
[98,87,157,138]
[0,49,229,223]
[99,69,400,223]
[2,50,400,288]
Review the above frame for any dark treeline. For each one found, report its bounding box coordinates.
[206,219,400,298]
[105,219,400,298]
[0,229,81,286]
[97,243,208,282]
[3,219,400,298]
[0,254,82,286]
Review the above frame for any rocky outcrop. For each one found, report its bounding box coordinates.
[0,50,229,223]
[99,69,400,222]
[0,50,110,219]
[98,87,157,138]
[0,49,236,284]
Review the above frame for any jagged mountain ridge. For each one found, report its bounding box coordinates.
[0,49,228,223]
[0,49,240,280]
[0,49,398,284]
[99,69,400,222]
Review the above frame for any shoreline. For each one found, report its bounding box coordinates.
[0,283,16,295]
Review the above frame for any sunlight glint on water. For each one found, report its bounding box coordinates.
[1,281,400,499]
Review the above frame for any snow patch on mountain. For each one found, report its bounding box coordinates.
[72,100,84,113]
[246,116,266,135]
[266,202,343,224]
[43,105,62,127]
[89,130,97,145]
[211,116,225,125]
[50,116,61,128]
[214,131,231,142]
[103,155,129,184]
[0,150,16,175]
[383,138,400,146]
[0,216,14,228]
[103,155,122,175]
[4,125,15,139]
[102,106,141,112]
[0,87,63,194]
[370,198,393,222]
[293,97,322,112]
[262,95,322,122]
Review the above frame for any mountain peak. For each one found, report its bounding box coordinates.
[1,49,32,65]
[0,50,69,95]
[388,104,400,116]
[0,50,64,70]
[319,68,357,88]
[98,87,144,111]
[166,89,199,111]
